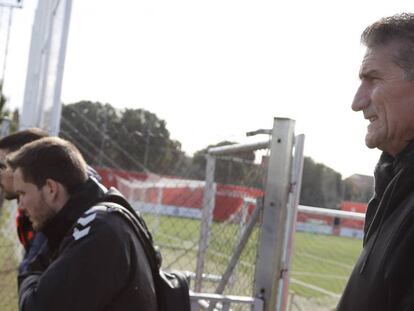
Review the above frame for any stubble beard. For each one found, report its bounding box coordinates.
[31,197,58,231]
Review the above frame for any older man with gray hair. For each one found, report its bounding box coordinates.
[338,13,414,310]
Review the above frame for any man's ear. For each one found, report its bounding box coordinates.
[43,179,69,210]
[43,179,60,203]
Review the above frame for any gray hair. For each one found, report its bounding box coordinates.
[362,13,414,79]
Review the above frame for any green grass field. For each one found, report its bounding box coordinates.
[143,213,362,300]
[291,232,362,298]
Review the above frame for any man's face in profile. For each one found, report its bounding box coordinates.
[352,43,414,155]
[13,168,56,231]
[0,149,17,200]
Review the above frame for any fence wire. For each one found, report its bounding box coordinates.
[0,107,366,311]
[62,108,267,311]
[0,200,20,311]
[116,154,267,311]
[287,210,363,311]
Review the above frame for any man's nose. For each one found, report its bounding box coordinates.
[352,83,370,112]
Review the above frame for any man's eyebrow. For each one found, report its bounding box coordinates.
[359,69,380,80]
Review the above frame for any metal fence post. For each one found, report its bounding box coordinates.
[195,153,216,292]
[253,117,295,311]
[278,134,305,311]
[152,187,163,233]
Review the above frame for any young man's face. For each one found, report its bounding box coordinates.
[13,168,56,231]
[0,149,17,200]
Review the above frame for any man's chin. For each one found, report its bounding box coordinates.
[364,140,377,149]
[365,133,380,150]
[365,144,377,150]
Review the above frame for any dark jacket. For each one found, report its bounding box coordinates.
[18,178,158,311]
[338,142,414,310]
[18,165,102,274]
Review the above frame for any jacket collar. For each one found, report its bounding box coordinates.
[364,141,414,245]
[41,178,107,250]
[394,140,414,170]
[373,141,414,197]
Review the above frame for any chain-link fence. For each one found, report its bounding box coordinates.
[58,100,271,305]
[287,207,363,311]
[59,103,271,302]
[0,200,21,311]
[105,150,268,311]
[0,104,366,311]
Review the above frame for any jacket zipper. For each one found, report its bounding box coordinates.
[359,170,402,274]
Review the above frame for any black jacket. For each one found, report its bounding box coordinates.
[18,178,158,311]
[338,142,414,310]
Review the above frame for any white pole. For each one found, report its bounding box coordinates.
[253,118,295,311]
[195,154,216,292]
[49,0,72,135]
[20,0,48,130]
[277,134,305,311]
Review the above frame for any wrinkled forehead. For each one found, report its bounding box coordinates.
[365,41,406,63]
[360,44,400,73]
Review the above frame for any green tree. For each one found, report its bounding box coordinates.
[300,157,343,209]
[343,175,374,203]
[60,101,119,167]
[189,141,264,188]
[0,82,18,134]
[115,108,187,174]
[60,101,187,175]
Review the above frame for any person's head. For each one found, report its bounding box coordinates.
[352,13,414,156]
[0,128,49,199]
[7,137,88,231]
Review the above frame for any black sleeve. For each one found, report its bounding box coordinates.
[19,214,132,311]
[385,213,414,311]
[19,232,48,275]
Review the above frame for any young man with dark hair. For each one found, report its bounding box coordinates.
[0,128,49,271]
[0,128,49,200]
[0,128,49,156]
[0,128,102,274]
[9,137,157,310]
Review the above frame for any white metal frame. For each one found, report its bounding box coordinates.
[277,134,305,311]
[20,0,72,135]
[253,118,297,311]
[194,153,217,292]
[195,138,270,292]
[298,205,365,220]
[0,0,23,8]
[190,292,264,311]
[194,117,305,311]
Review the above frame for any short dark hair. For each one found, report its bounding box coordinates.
[361,13,414,79]
[0,128,49,152]
[7,137,88,194]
